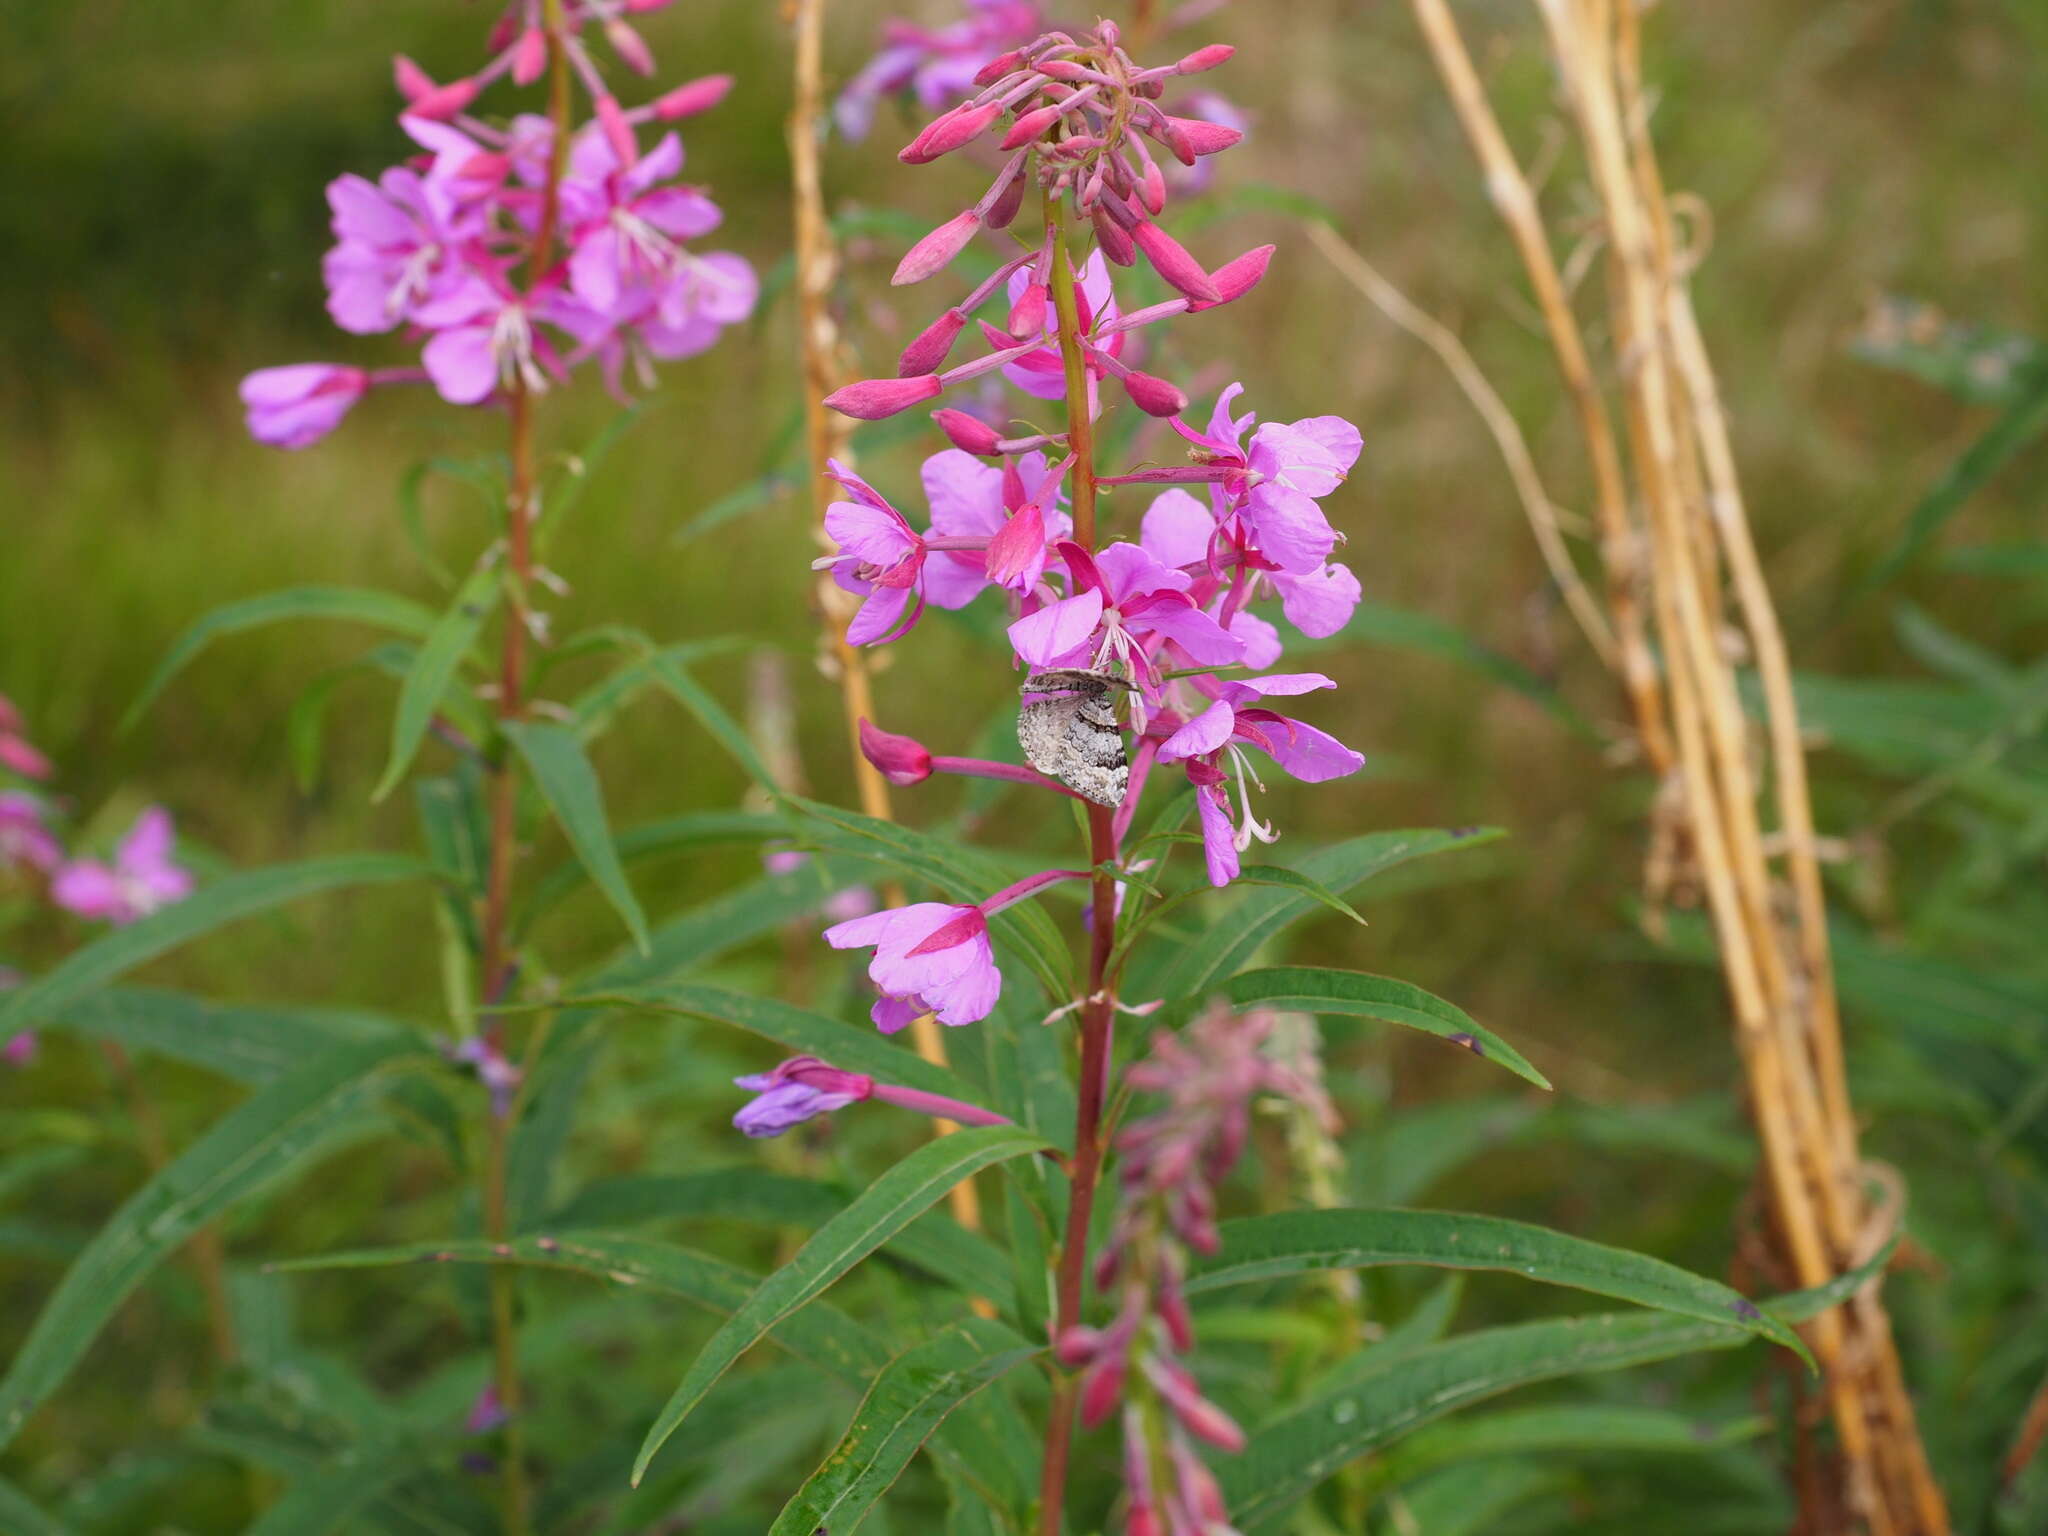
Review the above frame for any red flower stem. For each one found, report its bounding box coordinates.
[1038,182,1122,1536]
[475,10,574,1535]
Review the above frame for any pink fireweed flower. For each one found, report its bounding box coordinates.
[1008,539,1243,696]
[239,365,373,449]
[1139,489,1361,648]
[0,792,62,874]
[413,269,596,405]
[321,164,480,334]
[835,1,1046,141]
[50,807,193,925]
[824,867,1086,1031]
[559,129,731,319]
[923,447,1071,601]
[816,461,933,646]
[1154,673,1365,887]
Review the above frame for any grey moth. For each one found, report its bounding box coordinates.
[1018,669,1134,808]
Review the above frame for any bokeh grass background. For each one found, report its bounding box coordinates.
[4,0,2047,1525]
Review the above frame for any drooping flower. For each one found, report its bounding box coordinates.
[733,1056,875,1137]
[51,808,193,924]
[239,365,373,450]
[825,901,1001,1030]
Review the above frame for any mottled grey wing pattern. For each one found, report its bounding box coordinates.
[1018,669,1133,808]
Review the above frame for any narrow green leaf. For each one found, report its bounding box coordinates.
[274,1233,889,1383]
[1226,866,1366,925]
[1133,828,1503,1010]
[769,1318,1042,1536]
[55,989,401,1084]
[372,564,499,802]
[1188,1208,1807,1363]
[516,811,785,934]
[124,586,437,733]
[1221,1311,1767,1532]
[644,646,779,788]
[541,1168,842,1232]
[1865,368,2048,588]
[1382,1461,1560,1536]
[632,1124,1051,1485]
[1223,967,1549,1089]
[1848,297,2048,407]
[0,1035,429,1451]
[502,720,649,952]
[576,982,978,1102]
[0,856,431,1037]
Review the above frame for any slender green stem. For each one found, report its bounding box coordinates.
[1038,184,1122,1536]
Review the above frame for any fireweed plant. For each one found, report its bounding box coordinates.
[0,9,1865,1536]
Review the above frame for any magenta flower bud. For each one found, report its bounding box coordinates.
[1079,1357,1126,1428]
[624,0,678,11]
[406,77,481,121]
[901,101,1001,164]
[1008,283,1049,338]
[983,170,1029,231]
[1139,158,1167,216]
[1036,58,1091,83]
[859,719,934,786]
[511,26,548,86]
[485,13,519,53]
[734,1057,874,1138]
[596,94,638,166]
[392,54,436,100]
[605,18,656,76]
[1131,221,1222,304]
[654,74,734,120]
[1120,369,1189,419]
[894,210,983,287]
[1001,103,1064,150]
[1175,43,1236,75]
[1054,1326,1103,1367]
[824,374,943,421]
[1166,116,1244,157]
[898,309,967,375]
[974,48,1027,86]
[1094,208,1137,266]
[1192,243,1275,312]
[2,1032,35,1070]
[932,408,1004,456]
[1149,115,1198,167]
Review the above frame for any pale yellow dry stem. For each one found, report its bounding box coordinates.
[1401,1,1949,1528]
[785,0,979,1234]
[1304,222,1615,668]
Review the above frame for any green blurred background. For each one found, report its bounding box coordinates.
[4,0,2048,1527]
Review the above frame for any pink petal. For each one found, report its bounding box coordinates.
[422,325,499,405]
[1274,562,1361,639]
[1008,589,1104,668]
[824,500,918,567]
[1141,490,1215,570]
[1195,784,1239,888]
[921,450,1006,537]
[1240,486,1335,574]
[50,862,126,921]
[1240,715,1364,783]
[1159,699,1235,761]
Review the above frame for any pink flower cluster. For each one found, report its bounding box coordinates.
[241,2,755,448]
[1,695,194,1066]
[1059,1006,1331,1536]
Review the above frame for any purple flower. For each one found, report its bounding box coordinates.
[922,448,1070,604]
[321,166,478,335]
[451,1036,522,1121]
[816,461,933,645]
[825,901,1001,1030]
[50,808,193,924]
[0,792,60,874]
[560,130,728,320]
[1155,674,1365,887]
[732,1056,875,1138]
[464,1384,509,1435]
[239,365,372,450]
[1008,539,1243,690]
[1169,384,1362,574]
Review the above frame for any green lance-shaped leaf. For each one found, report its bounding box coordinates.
[632,1124,1051,1486]
[769,1317,1042,1536]
[1365,1402,1765,1493]
[1133,827,1503,1010]
[1382,1462,1561,1536]
[372,563,500,802]
[0,1034,430,1451]
[123,585,438,733]
[57,989,402,1085]
[1220,1310,1773,1532]
[518,810,786,933]
[1223,967,1550,1089]
[275,1233,889,1384]
[502,720,649,952]
[1188,1208,1808,1364]
[644,645,780,789]
[572,982,980,1103]
[0,855,432,1038]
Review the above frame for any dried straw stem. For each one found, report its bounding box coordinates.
[785,0,978,1231]
[1399,1,1948,1528]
